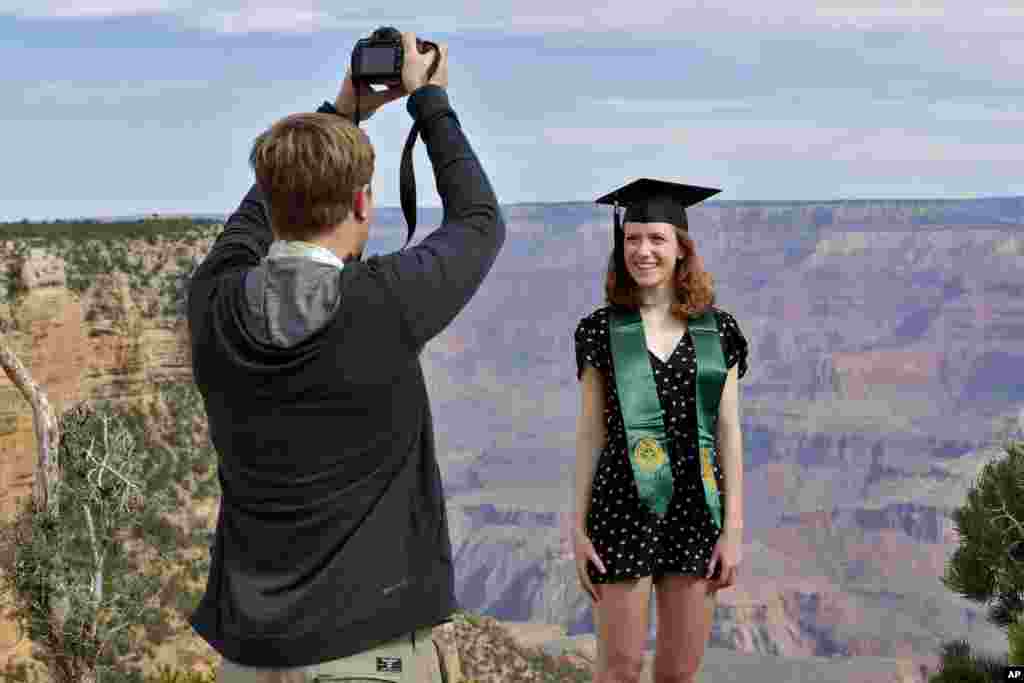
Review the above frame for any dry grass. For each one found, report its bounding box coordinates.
[435,611,592,683]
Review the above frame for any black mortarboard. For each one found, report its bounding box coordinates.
[595,178,721,231]
[596,178,721,282]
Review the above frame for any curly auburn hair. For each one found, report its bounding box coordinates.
[604,226,715,319]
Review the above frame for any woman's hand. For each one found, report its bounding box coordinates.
[574,528,607,603]
[706,527,742,592]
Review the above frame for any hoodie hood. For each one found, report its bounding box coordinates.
[242,257,344,348]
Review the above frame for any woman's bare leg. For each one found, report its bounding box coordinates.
[592,576,653,683]
[651,574,716,683]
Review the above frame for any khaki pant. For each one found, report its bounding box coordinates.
[218,627,445,683]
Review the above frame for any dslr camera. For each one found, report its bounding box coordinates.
[351,26,438,87]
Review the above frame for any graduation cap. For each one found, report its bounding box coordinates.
[595,178,721,231]
[596,178,721,279]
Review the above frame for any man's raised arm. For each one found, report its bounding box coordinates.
[375,83,506,351]
[190,184,273,287]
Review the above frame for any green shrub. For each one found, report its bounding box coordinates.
[0,218,213,242]
[0,219,217,297]
[1010,619,1024,665]
[522,648,592,683]
[147,664,216,683]
[928,638,1008,682]
[0,659,47,683]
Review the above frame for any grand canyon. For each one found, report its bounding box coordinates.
[2,195,1022,681]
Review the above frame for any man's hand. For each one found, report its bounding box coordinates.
[333,68,405,121]
[401,32,448,94]
[334,32,447,121]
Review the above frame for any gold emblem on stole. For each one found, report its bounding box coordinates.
[700,447,716,484]
[632,437,668,473]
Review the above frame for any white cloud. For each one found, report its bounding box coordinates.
[831,128,1024,163]
[196,8,337,34]
[7,1,1023,36]
[704,1,1024,33]
[588,97,757,115]
[543,119,1024,165]
[590,91,1024,125]
[7,0,178,18]
[928,101,1024,122]
[19,78,214,106]
[6,1,1018,93]
[542,122,859,154]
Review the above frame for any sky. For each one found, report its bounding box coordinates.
[3,1,1024,221]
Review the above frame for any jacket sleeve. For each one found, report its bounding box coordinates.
[190,183,273,287]
[370,85,506,351]
[185,182,273,345]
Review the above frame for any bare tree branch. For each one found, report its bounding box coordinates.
[97,417,112,489]
[987,499,1024,540]
[105,620,138,638]
[82,433,142,497]
[82,504,103,602]
[0,334,61,516]
[0,334,74,683]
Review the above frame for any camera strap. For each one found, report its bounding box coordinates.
[354,41,439,251]
[398,121,422,250]
[346,96,420,251]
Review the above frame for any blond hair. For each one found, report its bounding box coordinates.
[249,112,375,241]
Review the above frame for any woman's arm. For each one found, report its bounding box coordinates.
[716,364,744,531]
[574,363,608,534]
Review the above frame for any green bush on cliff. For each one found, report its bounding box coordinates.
[0,218,217,243]
[942,440,1024,626]
[1010,619,1024,665]
[931,439,1024,681]
[146,664,215,683]
[116,380,221,606]
[521,649,592,683]
[447,609,593,683]
[0,219,218,298]
[928,638,1008,682]
[0,402,174,682]
[0,380,219,683]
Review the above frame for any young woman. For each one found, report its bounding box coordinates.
[573,179,749,683]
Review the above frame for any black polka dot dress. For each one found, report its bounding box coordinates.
[574,306,749,584]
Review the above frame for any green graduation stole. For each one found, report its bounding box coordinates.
[689,310,726,530]
[609,308,726,528]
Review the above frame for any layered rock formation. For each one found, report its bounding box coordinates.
[2,197,1021,679]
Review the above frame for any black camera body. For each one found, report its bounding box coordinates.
[351,26,435,86]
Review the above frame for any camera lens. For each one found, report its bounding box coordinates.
[372,26,400,40]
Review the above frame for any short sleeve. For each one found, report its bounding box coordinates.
[716,309,749,380]
[574,309,609,381]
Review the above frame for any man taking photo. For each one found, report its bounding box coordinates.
[186,32,505,682]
